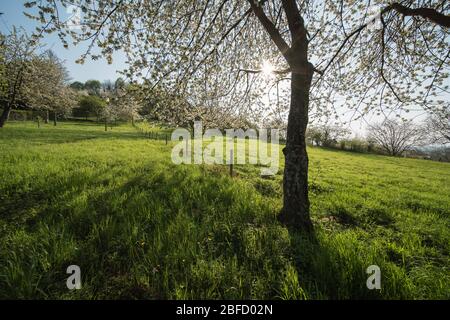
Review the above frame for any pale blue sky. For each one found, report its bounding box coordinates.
[0,0,127,83]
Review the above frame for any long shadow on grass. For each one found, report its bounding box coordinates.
[1,149,412,299]
[286,230,384,299]
[286,219,417,299]
[1,160,290,299]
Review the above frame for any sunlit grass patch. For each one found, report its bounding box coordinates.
[0,121,448,299]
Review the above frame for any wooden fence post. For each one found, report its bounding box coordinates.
[230,149,233,177]
[186,138,189,158]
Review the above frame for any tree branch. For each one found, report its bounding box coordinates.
[239,67,291,74]
[390,2,450,28]
[319,2,450,76]
[248,0,291,61]
[380,15,403,102]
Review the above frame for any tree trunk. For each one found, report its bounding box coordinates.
[53,112,57,126]
[247,0,315,232]
[105,117,107,131]
[45,110,49,124]
[0,104,12,128]
[278,63,314,232]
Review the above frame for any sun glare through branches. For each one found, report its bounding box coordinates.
[261,60,275,77]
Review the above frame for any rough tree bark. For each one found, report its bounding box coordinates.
[0,67,24,128]
[0,104,11,128]
[250,0,315,232]
[278,64,314,231]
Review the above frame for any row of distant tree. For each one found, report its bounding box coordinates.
[306,115,450,161]
[2,28,448,161]
[68,78,138,124]
[68,77,258,131]
[0,29,170,128]
[0,27,221,129]
[0,28,76,127]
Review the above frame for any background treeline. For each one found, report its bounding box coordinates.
[0,29,180,128]
[306,122,450,162]
[2,29,448,161]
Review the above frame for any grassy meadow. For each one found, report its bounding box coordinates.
[0,121,449,299]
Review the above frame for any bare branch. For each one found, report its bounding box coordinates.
[390,2,450,28]
[248,0,291,61]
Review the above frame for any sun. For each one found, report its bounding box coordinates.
[261,60,274,76]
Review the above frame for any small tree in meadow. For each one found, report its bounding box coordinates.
[78,95,106,122]
[0,28,39,128]
[84,80,102,96]
[24,51,76,125]
[368,119,425,156]
[70,81,85,91]
[306,124,350,147]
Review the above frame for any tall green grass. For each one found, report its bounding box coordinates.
[0,121,448,299]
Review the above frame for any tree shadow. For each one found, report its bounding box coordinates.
[286,229,385,300]
[1,157,284,298]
